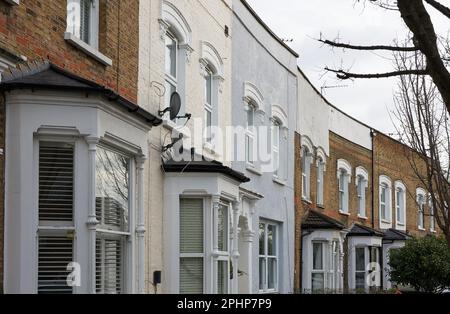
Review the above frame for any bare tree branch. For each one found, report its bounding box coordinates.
[424,0,450,19]
[325,67,428,79]
[319,38,419,52]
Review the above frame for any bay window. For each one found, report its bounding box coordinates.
[216,203,230,294]
[311,242,325,292]
[38,142,75,294]
[259,222,278,293]
[355,247,366,290]
[95,146,130,294]
[179,198,204,294]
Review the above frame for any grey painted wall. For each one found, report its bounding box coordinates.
[231,0,298,294]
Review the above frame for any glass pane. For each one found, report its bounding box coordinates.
[205,72,212,105]
[268,225,276,256]
[96,147,130,232]
[273,150,279,176]
[80,0,91,43]
[218,204,228,252]
[355,272,365,289]
[355,247,365,271]
[259,258,266,290]
[381,186,386,203]
[312,273,324,292]
[180,258,203,294]
[313,243,323,270]
[272,124,279,149]
[165,33,177,78]
[259,223,265,255]
[246,135,254,163]
[268,258,277,290]
[247,108,254,128]
[204,109,212,142]
[217,260,228,294]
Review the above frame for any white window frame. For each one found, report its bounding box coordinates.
[214,201,231,294]
[394,181,406,229]
[416,188,426,230]
[379,175,392,227]
[204,67,214,144]
[94,144,133,294]
[355,167,368,219]
[164,30,178,120]
[272,120,281,179]
[429,195,436,232]
[337,159,351,215]
[301,146,312,201]
[64,0,111,66]
[311,241,326,292]
[258,222,279,293]
[316,158,325,206]
[245,103,256,166]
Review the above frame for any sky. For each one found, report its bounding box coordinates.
[247,0,449,135]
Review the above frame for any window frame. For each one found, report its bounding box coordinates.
[214,201,231,294]
[311,241,326,292]
[429,196,436,232]
[316,158,325,206]
[271,120,281,179]
[394,181,406,227]
[258,222,279,294]
[416,189,426,230]
[204,67,214,144]
[379,175,392,224]
[66,0,99,48]
[245,103,256,165]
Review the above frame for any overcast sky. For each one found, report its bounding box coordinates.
[247,0,448,134]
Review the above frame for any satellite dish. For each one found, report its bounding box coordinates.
[169,92,181,120]
[158,91,181,120]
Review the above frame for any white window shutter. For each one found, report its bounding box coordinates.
[180,199,204,294]
[38,236,73,294]
[39,142,74,222]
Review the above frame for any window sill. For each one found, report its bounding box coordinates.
[246,165,262,176]
[418,227,426,231]
[430,229,436,233]
[273,177,286,186]
[339,210,350,216]
[302,197,312,204]
[203,142,218,155]
[358,215,368,220]
[396,222,405,227]
[64,32,112,66]
[317,204,325,209]
[381,219,391,224]
[4,0,19,5]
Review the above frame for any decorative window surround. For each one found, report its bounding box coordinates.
[394,181,407,231]
[3,90,151,294]
[379,175,393,229]
[355,167,368,219]
[337,159,351,215]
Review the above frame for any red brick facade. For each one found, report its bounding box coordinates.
[0,0,140,292]
[294,130,439,292]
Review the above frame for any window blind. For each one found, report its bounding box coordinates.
[38,236,73,294]
[39,142,74,222]
[96,238,123,294]
[180,199,204,253]
[180,258,203,294]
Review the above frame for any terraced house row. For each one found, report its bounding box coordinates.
[0,0,440,294]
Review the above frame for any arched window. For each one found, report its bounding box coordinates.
[316,147,326,206]
[200,42,224,146]
[379,175,392,227]
[416,188,426,230]
[355,167,369,218]
[337,159,352,214]
[272,105,288,181]
[161,1,193,122]
[394,181,406,229]
[243,82,264,167]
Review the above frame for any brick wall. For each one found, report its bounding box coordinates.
[373,132,435,237]
[0,0,139,102]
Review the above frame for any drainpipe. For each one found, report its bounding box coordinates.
[370,130,376,229]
